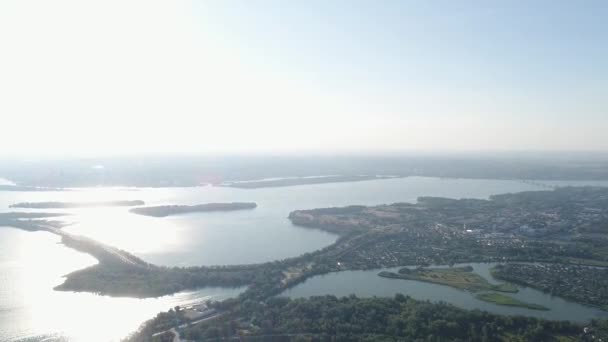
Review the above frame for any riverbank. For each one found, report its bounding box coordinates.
[0,215,257,298]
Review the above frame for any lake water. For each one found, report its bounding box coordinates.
[1,177,608,341]
[3,177,594,267]
[281,263,608,323]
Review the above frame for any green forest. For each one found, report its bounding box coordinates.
[129,295,608,342]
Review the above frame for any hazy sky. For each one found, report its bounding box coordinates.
[0,0,606,157]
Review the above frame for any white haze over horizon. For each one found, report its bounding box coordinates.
[0,0,606,158]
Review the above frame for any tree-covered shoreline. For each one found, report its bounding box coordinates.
[127,294,596,342]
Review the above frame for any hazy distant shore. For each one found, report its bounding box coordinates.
[0,185,66,192]
[221,175,399,189]
[129,202,257,217]
[9,200,145,209]
[4,154,608,189]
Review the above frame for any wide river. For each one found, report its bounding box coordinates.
[1,177,608,341]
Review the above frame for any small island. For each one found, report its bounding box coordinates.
[378,266,518,293]
[475,292,549,311]
[10,200,145,209]
[129,202,257,217]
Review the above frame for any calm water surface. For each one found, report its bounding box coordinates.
[281,263,608,323]
[1,177,608,341]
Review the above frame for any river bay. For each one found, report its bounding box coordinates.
[1,177,608,341]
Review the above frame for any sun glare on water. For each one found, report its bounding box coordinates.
[1,228,241,342]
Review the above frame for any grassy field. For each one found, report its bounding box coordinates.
[475,292,549,311]
[378,266,518,293]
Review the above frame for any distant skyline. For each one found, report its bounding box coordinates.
[0,0,606,157]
